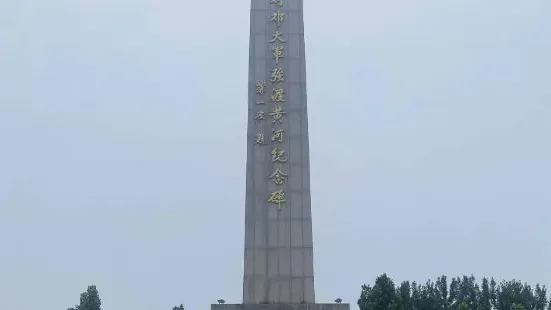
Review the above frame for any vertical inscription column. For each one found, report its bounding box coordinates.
[244,0,272,304]
[244,0,314,304]
[266,0,290,303]
[243,0,266,304]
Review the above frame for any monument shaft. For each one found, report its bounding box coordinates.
[243,0,314,304]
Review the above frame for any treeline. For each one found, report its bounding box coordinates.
[358,274,551,310]
[67,274,551,310]
[66,285,185,310]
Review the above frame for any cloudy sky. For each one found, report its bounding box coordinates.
[1,0,550,310]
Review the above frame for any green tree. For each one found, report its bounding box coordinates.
[490,278,498,310]
[358,274,402,310]
[449,277,459,309]
[360,274,549,310]
[533,284,547,310]
[398,281,411,310]
[409,280,440,310]
[410,282,421,310]
[459,275,480,310]
[458,302,469,310]
[173,304,185,310]
[494,280,532,310]
[359,284,374,310]
[435,276,449,310]
[67,285,101,310]
[478,278,491,310]
[445,275,480,310]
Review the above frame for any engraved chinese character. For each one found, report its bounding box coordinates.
[272,128,284,143]
[271,147,287,163]
[255,110,266,121]
[270,0,283,6]
[271,88,285,103]
[269,106,286,123]
[256,100,265,105]
[271,68,285,83]
[272,44,284,64]
[268,189,286,210]
[269,166,288,185]
[254,133,265,144]
[255,81,266,95]
[269,31,287,44]
[271,10,285,27]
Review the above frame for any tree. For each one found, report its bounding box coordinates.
[360,274,551,310]
[410,280,441,310]
[358,274,402,310]
[490,278,498,310]
[435,276,449,310]
[67,285,101,310]
[398,281,411,310]
[494,280,532,310]
[173,304,185,310]
[478,278,491,310]
[534,284,548,310]
[455,275,480,310]
[458,302,469,310]
[358,283,374,310]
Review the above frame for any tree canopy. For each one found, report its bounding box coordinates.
[67,285,101,310]
[358,274,550,310]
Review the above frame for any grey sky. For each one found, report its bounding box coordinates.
[1,0,550,310]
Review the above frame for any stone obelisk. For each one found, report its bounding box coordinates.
[242,0,313,304]
[212,1,349,310]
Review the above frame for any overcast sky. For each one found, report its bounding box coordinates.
[1,1,550,310]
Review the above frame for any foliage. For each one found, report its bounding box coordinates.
[67,285,101,310]
[358,273,402,310]
[359,274,550,310]
[173,304,185,310]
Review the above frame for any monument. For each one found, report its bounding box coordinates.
[212,1,349,310]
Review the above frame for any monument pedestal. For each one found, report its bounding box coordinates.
[212,304,350,310]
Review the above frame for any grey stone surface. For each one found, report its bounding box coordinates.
[244,0,313,304]
[212,304,350,310]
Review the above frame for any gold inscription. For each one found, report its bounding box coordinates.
[268,189,286,210]
[272,45,284,64]
[271,147,287,163]
[271,68,285,83]
[272,128,284,143]
[269,31,287,44]
[270,0,283,6]
[269,106,286,123]
[271,87,285,103]
[269,166,288,185]
[254,110,266,121]
[254,133,265,144]
[255,81,266,95]
[271,10,285,27]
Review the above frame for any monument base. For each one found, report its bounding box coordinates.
[211,303,350,310]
